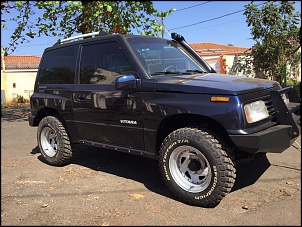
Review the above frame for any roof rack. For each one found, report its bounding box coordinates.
[54,31,109,45]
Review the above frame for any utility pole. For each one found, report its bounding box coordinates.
[161,11,164,38]
[1,46,5,71]
[155,9,175,38]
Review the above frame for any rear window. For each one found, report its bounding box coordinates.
[38,45,78,84]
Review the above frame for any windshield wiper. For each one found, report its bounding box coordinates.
[150,70,205,76]
[185,69,204,74]
[150,71,181,76]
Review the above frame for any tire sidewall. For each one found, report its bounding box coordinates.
[37,117,64,164]
[160,135,220,204]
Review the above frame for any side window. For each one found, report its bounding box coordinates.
[80,42,135,84]
[38,45,77,84]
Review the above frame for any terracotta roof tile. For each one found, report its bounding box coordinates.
[1,55,41,70]
[189,42,251,56]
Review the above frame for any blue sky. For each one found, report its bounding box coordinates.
[1,1,301,56]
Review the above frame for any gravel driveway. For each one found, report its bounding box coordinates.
[1,106,301,226]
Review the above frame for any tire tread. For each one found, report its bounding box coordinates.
[159,127,236,208]
[38,116,73,166]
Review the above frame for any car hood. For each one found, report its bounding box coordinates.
[154,73,280,95]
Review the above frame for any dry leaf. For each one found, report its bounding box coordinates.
[41,204,49,208]
[242,205,249,210]
[130,193,144,199]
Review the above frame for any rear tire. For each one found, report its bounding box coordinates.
[37,116,73,166]
[159,127,236,208]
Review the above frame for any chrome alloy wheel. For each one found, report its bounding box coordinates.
[40,127,58,157]
[169,145,212,193]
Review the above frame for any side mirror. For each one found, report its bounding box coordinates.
[115,75,137,90]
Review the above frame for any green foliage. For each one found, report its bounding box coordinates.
[228,53,254,77]
[244,1,301,85]
[1,1,175,54]
[286,80,300,93]
[1,103,9,109]
[12,95,27,104]
[1,102,21,109]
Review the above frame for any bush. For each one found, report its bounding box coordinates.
[12,95,28,104]
[286,80,300,94]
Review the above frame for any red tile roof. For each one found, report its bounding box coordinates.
[1,55,41,70]
[189,42,251,56]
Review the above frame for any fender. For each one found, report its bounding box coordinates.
[142,92,243,132]
[29,85,79,142]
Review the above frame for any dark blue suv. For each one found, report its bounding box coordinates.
[29,32,300,208]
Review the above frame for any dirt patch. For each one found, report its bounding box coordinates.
[1,104,30,122]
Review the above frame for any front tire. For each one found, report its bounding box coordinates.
[37,116,73,166]
[159,127,236,208]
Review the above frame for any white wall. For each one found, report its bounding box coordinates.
[1,70,37,103]
[203,56,220,73]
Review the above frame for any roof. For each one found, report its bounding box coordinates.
[1,55,41,70]
[189,42,251,56]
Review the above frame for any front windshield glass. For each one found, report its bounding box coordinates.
[126,36,207,77]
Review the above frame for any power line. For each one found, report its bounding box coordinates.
[175,1,212,12]
[11,50,43,55]
[176,17,245,33]
[11,42,53,48]
[170,9,245,30]
[154,1,212,38]
[169,3,265,31]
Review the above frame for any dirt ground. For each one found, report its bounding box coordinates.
[1,105,301,226]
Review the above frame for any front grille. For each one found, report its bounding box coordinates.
[263,97,276,117]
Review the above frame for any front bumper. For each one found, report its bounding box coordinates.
[28,113,39,127]
[230,86,300,154]
[230,121,299,154]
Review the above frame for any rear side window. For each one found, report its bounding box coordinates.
[38,45,78,84]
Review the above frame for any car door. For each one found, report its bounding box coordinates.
[72,40,145,151]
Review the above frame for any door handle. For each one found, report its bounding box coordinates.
[76,94,86,102]
[39,85,47,89]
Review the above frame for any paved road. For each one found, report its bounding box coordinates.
[1,107,301,226]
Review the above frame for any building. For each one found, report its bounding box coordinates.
[1,55,41,104]
[189,42,301,84]
[189,42,252,76]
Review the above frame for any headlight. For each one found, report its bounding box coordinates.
[244,100,269,123]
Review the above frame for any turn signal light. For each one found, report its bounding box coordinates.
[211,96,229,102]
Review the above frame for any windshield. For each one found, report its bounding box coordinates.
[126,36,207,77]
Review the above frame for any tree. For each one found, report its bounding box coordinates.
[228,52,254,78]
[1,1,174,54]
[243,1,301,85]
